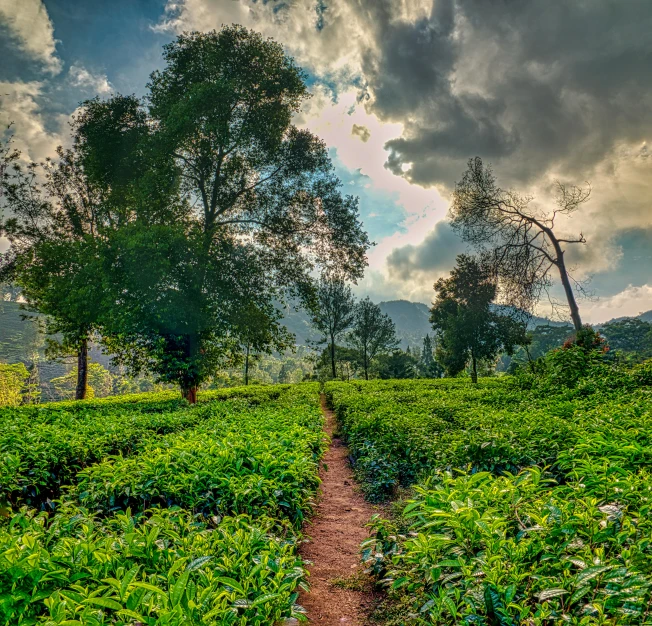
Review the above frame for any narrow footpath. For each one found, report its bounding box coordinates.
[298,394,379,624]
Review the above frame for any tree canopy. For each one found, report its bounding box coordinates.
[348,297,398,380]
[450,157,591,331]
[309,273,356,379]
[430,254,528,382]
[74,27,370,401]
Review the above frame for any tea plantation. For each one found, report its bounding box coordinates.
[326,373,652,625]
[0,384,324,625]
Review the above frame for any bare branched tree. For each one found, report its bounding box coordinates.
[450,157,591,331]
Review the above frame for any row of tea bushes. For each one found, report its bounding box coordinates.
[0,385,292,508]
[326,379,652,624]
[325,379,651,502]
[0,384,324,624]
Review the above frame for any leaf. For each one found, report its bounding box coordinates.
[569,585,591,604]
[171,571,190,607]
[186,556,213,571]
[250,593,280,607]
[83,597,123,611]
[537,588,568,602]
[576,565,612,585]
[120,565,140,599]
[131,581,166,596]
[118,609,149,622]
[391,577,409,589]
[216,577,245,594]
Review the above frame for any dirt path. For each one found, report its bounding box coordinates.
[297,394,379,625]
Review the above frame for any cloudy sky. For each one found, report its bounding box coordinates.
[1,0,651,322]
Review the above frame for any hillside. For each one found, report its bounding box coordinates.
[3,297,650,388]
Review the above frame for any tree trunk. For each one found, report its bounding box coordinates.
[182,334,199,404]
[551,240,582,331]
[471,354,478,384]
[182,386,198,404]
[364,346,369,380]
[245,343,250,385]
[75,337,88,400]
[330,336,336,379]
[524,344,536,374]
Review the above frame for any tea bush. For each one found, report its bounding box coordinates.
[0,383,324,624]
[0,385,292,508]
[326,378,652,624]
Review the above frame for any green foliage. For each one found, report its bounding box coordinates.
[50,362,114,399]
[0,383,323,624]
[430,255,527,381]
[419,334,443,378]
[374,349,420,381]
[600,318,652,362]
[326,376,652,624]
[85,27,369,397]
[347,297,398,379]
[309,274,356,379]
[0,362,29,406]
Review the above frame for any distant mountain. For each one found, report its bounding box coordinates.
[598,309,652,326]
[377,300,432,349]
[3,294,651,391]
[275,299,433,349]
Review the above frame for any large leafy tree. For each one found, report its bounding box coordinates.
[348,297,398,380]
[451,158,591,331]
[0,97,164,401]
[430,255,527,382]
[309,274,356,379]
[81,28,369,401]
[1,138,104,400]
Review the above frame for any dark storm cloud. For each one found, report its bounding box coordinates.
[386,220,466,281]
[354,0,652,189]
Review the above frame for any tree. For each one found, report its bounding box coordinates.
[347,297,398,380]
[0,133,108,400]
[430,255,528,383]
[450,157,591,331]
[82,28,369,402]
[51,362,114,400]
[600,318,652,361]
[420,334,442,378]
[375,348,419,380]
[309,274,356,378]
[0,362,29,406]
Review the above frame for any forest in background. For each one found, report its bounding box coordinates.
[3,286,651,402]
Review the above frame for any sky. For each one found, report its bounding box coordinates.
[1,0,651,323]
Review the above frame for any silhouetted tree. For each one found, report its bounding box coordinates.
[309,274,356,378]
[451,157,591,331]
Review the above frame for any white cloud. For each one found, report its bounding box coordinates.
[68,65,113,95]
[583,284,652,324]
[0,0,62,73]
[0,81,63,162]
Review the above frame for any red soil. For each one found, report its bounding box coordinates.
[297,395,380,625]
